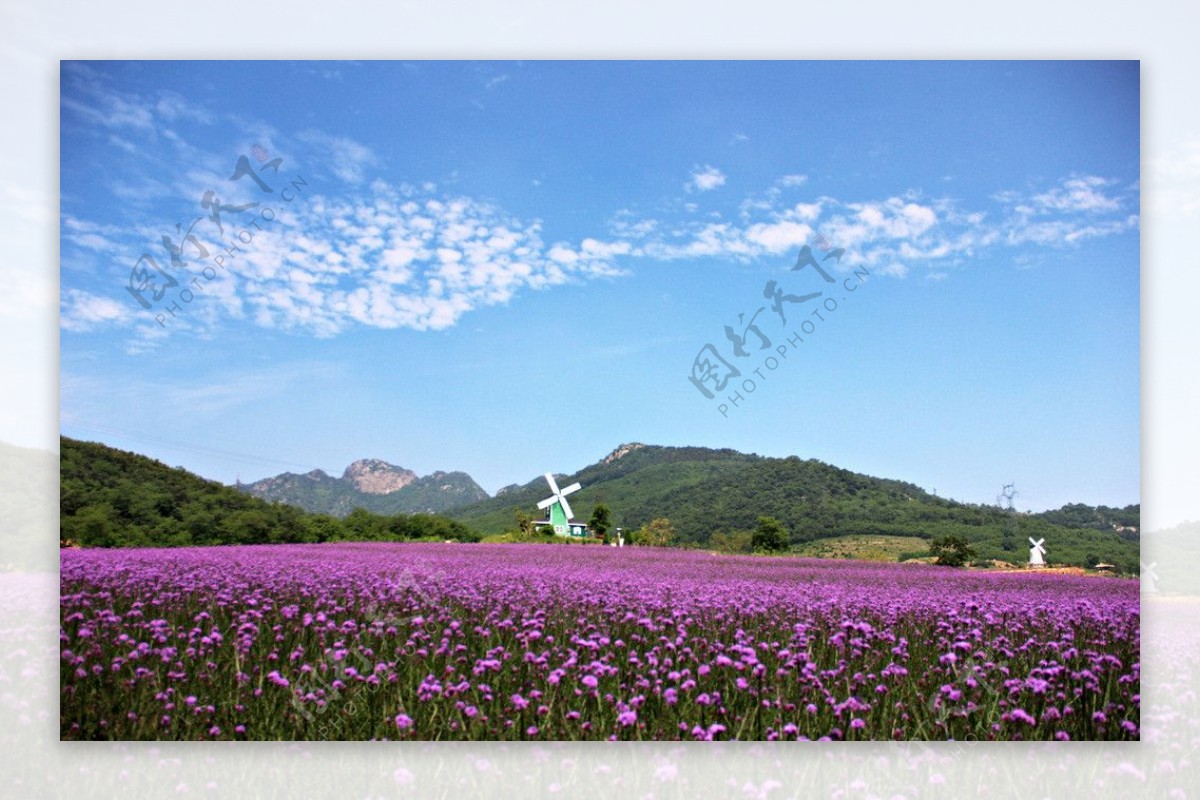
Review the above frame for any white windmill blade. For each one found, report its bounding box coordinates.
[559,496,574,520]
[559,482,582,496]
[537,496,556,510]
[544,473,560,495]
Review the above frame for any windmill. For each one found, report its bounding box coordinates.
[1028,537,1047,567]
[534,473,587,537]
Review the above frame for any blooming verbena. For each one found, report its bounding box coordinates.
[1008,709,1037,726]
[59,542,1140,741]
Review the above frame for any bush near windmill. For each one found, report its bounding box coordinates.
[929,535,976,567]
[751,516,791,553]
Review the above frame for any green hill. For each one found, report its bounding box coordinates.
[448,443,1140,572]
[60,437,477,547]
[1031,502,1140,538]
[59,436,1140,572]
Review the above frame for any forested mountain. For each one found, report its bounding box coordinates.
[447,443,1141,571]
[241,459,487,517]
[60,437,477,547]
[1031,502,1141,537]
[59,436,1140,572]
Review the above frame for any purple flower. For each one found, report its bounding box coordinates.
[1008,709,1036,726]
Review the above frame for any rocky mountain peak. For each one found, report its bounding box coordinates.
[341,458,417,495]
[602,442,646,464]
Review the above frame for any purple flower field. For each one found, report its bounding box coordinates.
[59,543,1139,741]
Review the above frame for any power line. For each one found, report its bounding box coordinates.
[61,422,318,477]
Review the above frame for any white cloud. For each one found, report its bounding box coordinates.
[60,289,132,332]
[630,173,1135,277]
[688,165,726,192]
[297,131,380,185]
[58,79,1140,343]
[1032,175,1121,213]
[744,220,813,253]
[155,92,214,125]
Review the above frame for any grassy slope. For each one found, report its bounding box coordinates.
[795,535,931,562]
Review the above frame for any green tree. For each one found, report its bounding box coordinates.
[305,514,344,543]
[63,505,115,547]
[514,508,534,536]
[751,516,790,553]
[588,503,612,539]
[636,517,675,547]
[709,530,753,554]
[219,509,273,544]
[343,508,381,540]
[929,534,975,567]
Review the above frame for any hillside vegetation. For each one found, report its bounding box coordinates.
[61,437,1139,573]
[448,444,1140,572]
[60,437,477,548]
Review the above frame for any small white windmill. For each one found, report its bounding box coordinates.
[1028,536,1047,567]
[535,473,585,536]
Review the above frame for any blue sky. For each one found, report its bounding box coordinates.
[59,60,1140,512]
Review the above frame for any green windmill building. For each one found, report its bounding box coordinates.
[533,473,589,537]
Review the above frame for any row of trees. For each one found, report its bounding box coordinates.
[62,500,480,549]
[705,517,792,554]
[503,506,790,552]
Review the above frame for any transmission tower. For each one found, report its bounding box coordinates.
[997,483,1019,552]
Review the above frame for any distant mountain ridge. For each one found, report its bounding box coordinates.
[444,442,1140,572]
[59,437,477,547]
[241,457,487,517]
[64,435,1139,571]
